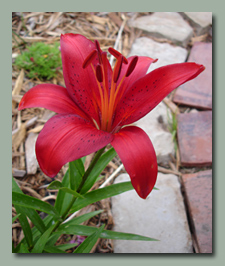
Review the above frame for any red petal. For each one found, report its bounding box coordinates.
[113,62,205,128]
[60,34,112,125]
[36,114,113,177]
[116,56,156,93]
[111,126,158,199]
[18,84,88,119]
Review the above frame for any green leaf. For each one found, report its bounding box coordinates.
[80,147,117,194]
[57,210,103,230]
[69,158,84,190]
[59,187,85,199]
[15,207,33,248]
[54,170,73,215]
[12,177,46,233]
[73,225,105,253]
[55,224,158,242]
[12,214,20,224]
[56,243,78,251]
[17,243,31,253]
[12,191,62,221]
[31,224,55,253]
[70,181,134,213]
[43,246,67,253]
[47,180,63,190]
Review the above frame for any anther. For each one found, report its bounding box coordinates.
[125,56,138,77]
[108,47,128,64]
[82,49,97,69]
[113,55,123,83]
[96,64,103,83]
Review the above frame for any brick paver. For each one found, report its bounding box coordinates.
[182,170,212,253]
[177,111,212,166]
[173,42,212,110]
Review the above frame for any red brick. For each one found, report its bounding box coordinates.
[182,170,212,253]
[173,42,212,110]
[177,111,212,166]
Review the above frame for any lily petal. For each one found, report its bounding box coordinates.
[117,56,156,93]
[18,84,89,119]
[111,126,158,199]
[113,62,205,128]
[60,34,112,125]
[36,114,113,177]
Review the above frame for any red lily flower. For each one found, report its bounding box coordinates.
[18,33,205,199]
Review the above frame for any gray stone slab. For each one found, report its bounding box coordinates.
[134,102,175,165]
[128,12,193,47]
[181,12,212,35]
[112,173,193,253]
[128,37,188,73]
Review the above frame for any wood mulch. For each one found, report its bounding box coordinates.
[12,12,211,253]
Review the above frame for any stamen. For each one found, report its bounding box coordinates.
[108,47,128,64]
[101,52,109,91]
[113,55,123,83]
[96,64,103,83]
[125,56,138,77]
[82,49,97,69]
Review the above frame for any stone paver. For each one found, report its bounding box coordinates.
[112,173,193,253]
[134,102,175,165]
[182,170,212,253]
[128,12,193,47]
[128,37,188,73]
[181,12,212,36]
[173,42,212,110]
[177,111,212,167]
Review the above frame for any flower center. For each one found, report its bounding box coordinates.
[82,40,138,133]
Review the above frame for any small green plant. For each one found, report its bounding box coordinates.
[14,42,62,80]
[167,108,178,152]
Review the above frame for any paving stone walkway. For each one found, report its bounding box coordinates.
[111,12,212,253]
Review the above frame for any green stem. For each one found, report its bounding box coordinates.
[52,146,106,232]
[77,146,105,193]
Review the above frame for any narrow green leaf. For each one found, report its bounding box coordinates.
[12,177,46,233]
[59,187,85,199]
[12,214,20,224]
[17,243,31,253]
[15,206,33,248]
[73,225,105,253]
[80,147,117,194]
[81,156,86,164]
[47,180,63,189]
[69,158,84,190]
[54,170,73,215]
[12,191,62,220]
[45,233,60,247]
[31,224,55,253]
[57,210,103,230]
[71,181,134,213]
[56,243,78,251]
[43,246,67,253]
[55,224,158,242]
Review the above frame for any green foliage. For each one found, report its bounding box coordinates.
[167,108,178,152]
[12,147,157,253]
[14,42,62,80]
